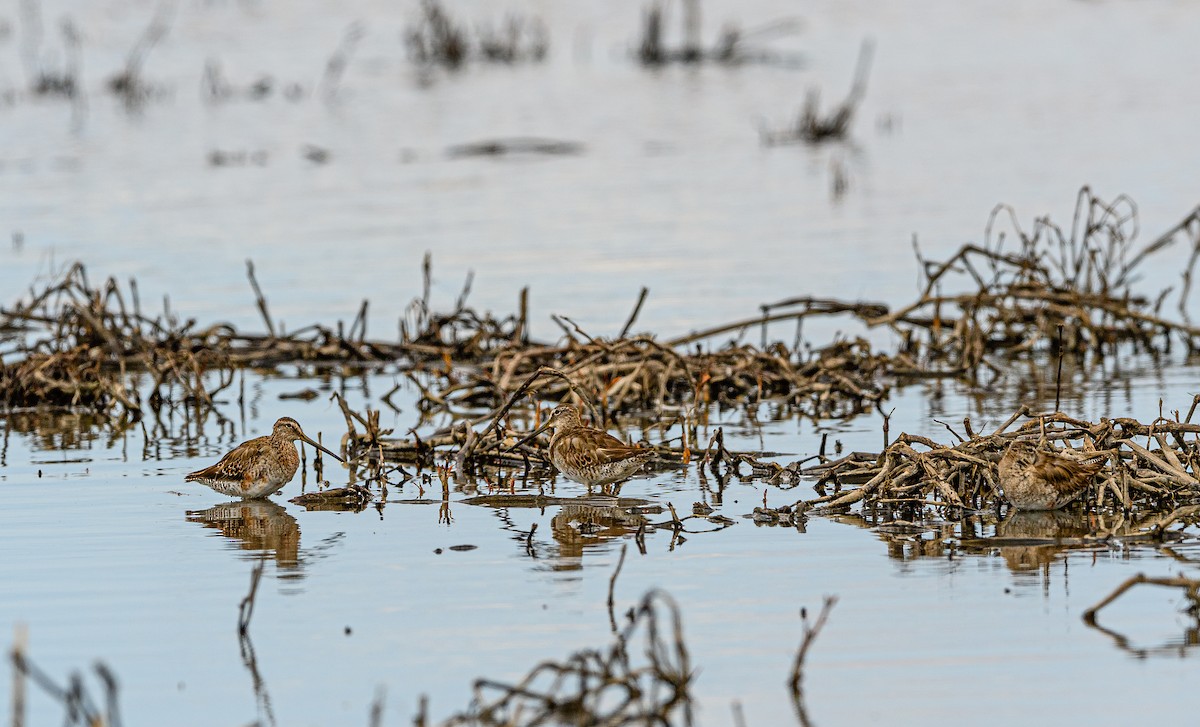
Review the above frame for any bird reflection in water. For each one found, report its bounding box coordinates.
[548,502,649,569]
[862,509,1094,575]
[186,499,300,569]
[990,510,1093,572]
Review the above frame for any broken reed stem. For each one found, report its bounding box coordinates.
[607,543,628,633]
[880,407,893,450]
[790,596,838,698]
[516,286,529,344]
[619,286,650,339]
[238,556,266,636]
[245,259,275,338]
[1054,324,1065,413]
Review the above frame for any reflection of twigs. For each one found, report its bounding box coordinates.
[524,522,538,558]
[607,543,628,633]
[1083,610,1200,660]
[790,596,838,727]
[1082,572,1200,659]
[1083,572,1200,624]
[238,556,275,727]
[238,556,266,636]
[239,627,276,727]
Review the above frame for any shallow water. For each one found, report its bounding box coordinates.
[4,365,1200,726]
[3,0,1200,725]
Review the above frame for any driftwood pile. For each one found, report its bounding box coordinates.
[789,401,1200,518]
[0,258,522,418]
[415,333,889,420]
[331,189,1200,478]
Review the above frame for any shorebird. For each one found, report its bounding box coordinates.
[997,439,1104,511]
[186,417,343,499]
[521,405,651,487]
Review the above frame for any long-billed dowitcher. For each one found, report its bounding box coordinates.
[535,405,651,487]
[186,417,343,499]
[998,439,1104,511]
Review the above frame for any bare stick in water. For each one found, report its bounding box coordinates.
[620,286,650,339]
[245,259,275,338]
[1054,324,1065,412]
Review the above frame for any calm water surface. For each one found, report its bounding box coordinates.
[2,0,1200,724]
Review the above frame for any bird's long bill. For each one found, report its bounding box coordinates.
[505,420,552,453]
[300,435,345,463]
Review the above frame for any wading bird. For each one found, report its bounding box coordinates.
[521,405,651,487]
[998,439,1104,511]
[186,417,343,499]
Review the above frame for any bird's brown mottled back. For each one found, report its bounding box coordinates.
[546,405,650,487]
[998,440,1105,511]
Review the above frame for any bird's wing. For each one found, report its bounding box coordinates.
[187,435,271,482]
[559,429,646,466]
[1034,451,1096,492]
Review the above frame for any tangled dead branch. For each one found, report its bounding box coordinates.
[414,333,889,422]
[796,399,1200,519]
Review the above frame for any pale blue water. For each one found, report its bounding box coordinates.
[3,0,1200,724]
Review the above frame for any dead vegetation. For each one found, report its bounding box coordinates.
[789,401,1200,519]
[760,40,874,145]
[1082,571,1200,657]
[6,189,1200,525]
[17,0,81,100]
[0,258,515,419]
[8,624,122,727]
[105,5,173,110]
[636,0,803,68]
[871,188,1200,378]
[433,590,694,727]
[404,0,547,72]
[330,189,1200,501]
